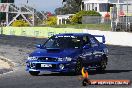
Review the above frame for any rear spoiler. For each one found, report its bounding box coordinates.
[93,35,105,43]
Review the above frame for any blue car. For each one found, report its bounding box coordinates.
[26,33,108,76]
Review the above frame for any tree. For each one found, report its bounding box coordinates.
[55,0,80,15]
[75,0,82,6]
[55,7,66,15]
[62,0,82,6]
[12,20,29,27]
[44,16,57,26]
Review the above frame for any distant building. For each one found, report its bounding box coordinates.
[82,0,132,17]
[57,14,74,25]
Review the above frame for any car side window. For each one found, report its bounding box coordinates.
[89,36,99,47]
[82,36,90,46]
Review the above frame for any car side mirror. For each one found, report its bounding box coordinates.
[83,44,91,49]
[36,44,42,48]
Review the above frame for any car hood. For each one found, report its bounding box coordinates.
[29,48,81,58]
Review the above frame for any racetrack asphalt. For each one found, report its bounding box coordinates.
[0,35,132,88]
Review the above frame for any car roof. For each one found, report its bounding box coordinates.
[55,33,92,37]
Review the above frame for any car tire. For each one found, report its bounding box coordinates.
[29,71,40,76]
[97,59,107,72]
[75,59,83,75]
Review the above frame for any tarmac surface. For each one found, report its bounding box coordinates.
[0,35,132,88]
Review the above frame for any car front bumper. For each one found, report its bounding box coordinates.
[26,61,76,72]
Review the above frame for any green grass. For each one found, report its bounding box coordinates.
[49,24,111,31]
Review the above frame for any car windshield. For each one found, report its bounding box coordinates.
[43,35,82,49]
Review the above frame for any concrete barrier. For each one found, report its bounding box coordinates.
[83,29,132,47]
[1,27,83,38]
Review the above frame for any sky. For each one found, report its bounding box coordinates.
[15,0,62,13]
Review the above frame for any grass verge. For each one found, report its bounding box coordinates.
[48,24,111,31]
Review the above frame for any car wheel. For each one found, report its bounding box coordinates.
[29,71,40,76]
[75,59,83,75]
[97,59,107,71]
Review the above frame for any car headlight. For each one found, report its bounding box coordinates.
[27,56,38,60]
[58,57,72,62]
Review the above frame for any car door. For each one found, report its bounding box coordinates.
[82,35,94,64]
[89,36,103,62]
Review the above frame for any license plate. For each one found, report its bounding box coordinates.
[41,64,52,67]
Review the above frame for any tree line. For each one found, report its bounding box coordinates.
[55,0,82,15]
